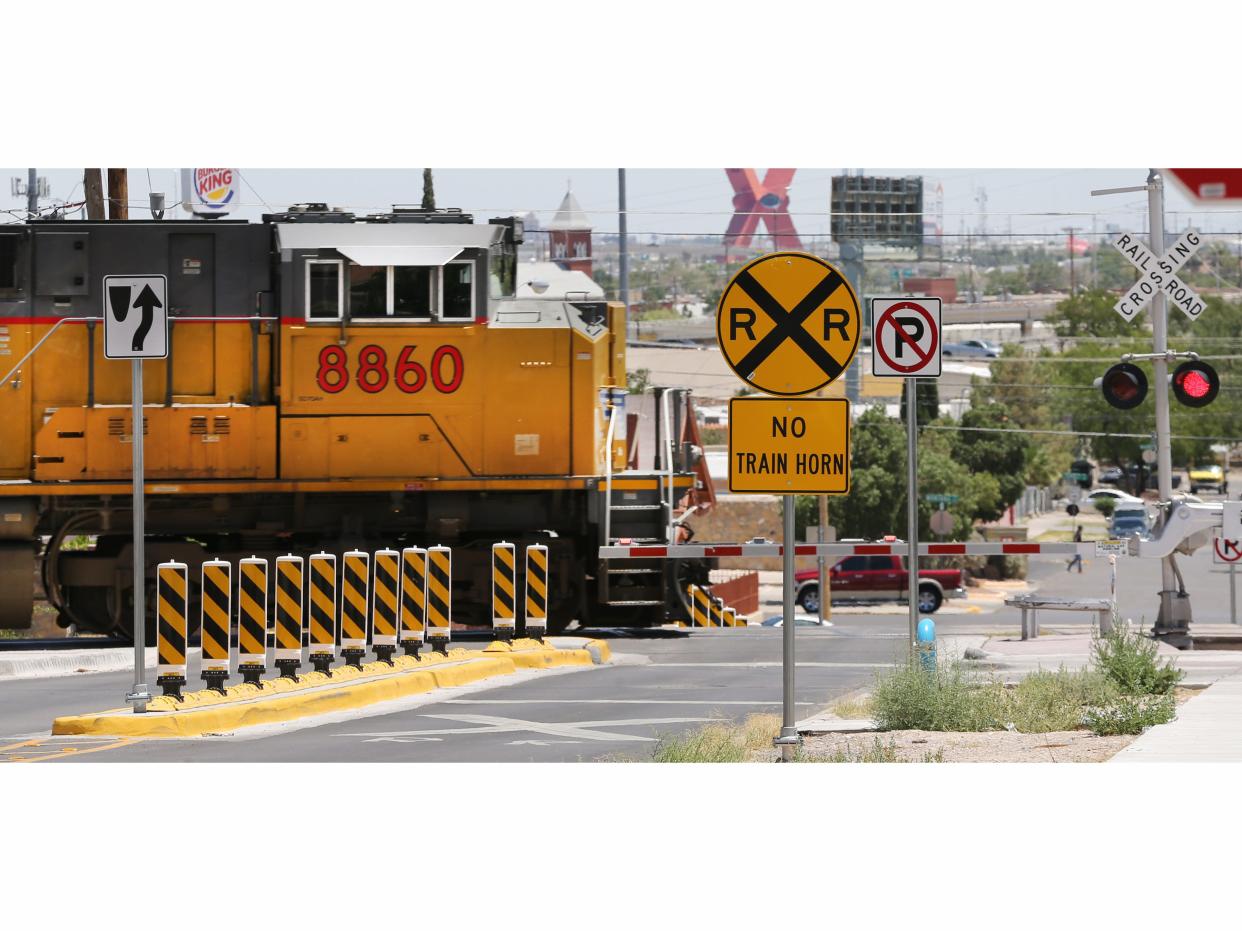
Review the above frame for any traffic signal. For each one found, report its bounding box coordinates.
[1171,360,1219,408]
[1099,362,1148,410]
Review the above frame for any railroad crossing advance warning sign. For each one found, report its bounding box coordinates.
[1111,230,1204,322]
[871,297,942,377]
[716,252,861,396]
[728,397,850,494]
[103,275,168,359]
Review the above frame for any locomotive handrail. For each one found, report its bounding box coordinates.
[1,314,276,388]
[603,402,618,544]
[660,388,674,544]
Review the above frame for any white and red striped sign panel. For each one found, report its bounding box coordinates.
[599,541,1099,559]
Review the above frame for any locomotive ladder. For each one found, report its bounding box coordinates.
[599,388,686,608]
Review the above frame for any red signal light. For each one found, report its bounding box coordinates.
[1171,361,1219,408]
[1098,363,1148,410]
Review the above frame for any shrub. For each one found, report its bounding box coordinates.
[1008,668,1112,733]
[1095,497,1116,519]
[1092,622,1183,696]
[871,660,1007,732]
[650,714,779,762]
[1083,694,1176,736]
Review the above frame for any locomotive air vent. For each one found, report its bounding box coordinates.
[213,416,231,435]
[190,416,208,435]
[108,417,124,436]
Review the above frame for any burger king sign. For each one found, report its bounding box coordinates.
[181,168,239,216]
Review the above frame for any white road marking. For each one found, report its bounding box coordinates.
[445,699,816,705]
[508,739,581,746]
[650,662,896,668]
[337,713,721,743]
[362,736,443,743]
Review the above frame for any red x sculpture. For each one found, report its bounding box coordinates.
[723,168,803,250]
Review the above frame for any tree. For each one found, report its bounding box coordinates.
[421,168,435,210]
[1046,288,1133,340]
[950,402,1031,522]
[899,379,940,423]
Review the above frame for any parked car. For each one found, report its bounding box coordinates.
[1086,488,1144,508]
[1098,466,1125,485]
[793,554,965,615]
[942,339,1000,359]
[1109,511,1149,537]
[1188,465,1226,494]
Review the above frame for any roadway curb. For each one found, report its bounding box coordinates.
[50,639,609,739]
[0,646,162,681]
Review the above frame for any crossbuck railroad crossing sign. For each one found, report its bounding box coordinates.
[1111,229,1204,322]
[716,252,861,396]
[871,297,942,377]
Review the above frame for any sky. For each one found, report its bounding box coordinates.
[2,168,1234,242]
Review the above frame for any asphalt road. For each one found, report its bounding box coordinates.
[2,547,1235,763]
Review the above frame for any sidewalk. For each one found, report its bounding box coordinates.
[968,629,1242,762]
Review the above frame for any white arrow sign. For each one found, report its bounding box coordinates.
[1112,230,1205,322]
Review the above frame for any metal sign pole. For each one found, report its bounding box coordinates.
[775,494,801,761]
[906,376,919,652]
[127,359,150,712]
[1232,563,1237,625]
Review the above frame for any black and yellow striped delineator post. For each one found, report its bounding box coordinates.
[156,561,188,700]
[200,559,232,693]
[371,548,400,664]
[308,552,337,675]
[525,543,549,640]
[399,547,427,657]
[274,555,304,679]
[689,584,711,627]
[723,606,739,628]
[426,545,452,654]
[710,596,725,629]
[341,550,370,668]
[492,541,517,641]
[238,556,269,686]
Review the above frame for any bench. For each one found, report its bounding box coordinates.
[1003,595,1115,640]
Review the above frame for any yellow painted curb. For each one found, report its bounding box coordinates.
[52,643,602,739]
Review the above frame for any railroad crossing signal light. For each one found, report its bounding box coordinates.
[1098,362,1148,410]
[1171,360,1219,408]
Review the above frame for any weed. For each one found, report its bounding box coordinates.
[1092,622,1183,696]
[871,659,1006,732]
[1008,668,1113,733]
[1083,694,1176,736]
[802,738,944,763]
[829,695,874,720]
[650,714,778,762]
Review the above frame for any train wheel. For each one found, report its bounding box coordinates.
[61,586,122,637]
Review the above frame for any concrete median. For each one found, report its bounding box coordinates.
[51,639,609,739]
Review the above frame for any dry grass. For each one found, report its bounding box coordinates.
[829,695,874,720]
[649,713,780,762]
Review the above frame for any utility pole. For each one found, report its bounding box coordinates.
[618,169,629,314]
[1064,226,1078,295]
[106,168,128,220]
[84,169,105,219]
[27,168,37,218]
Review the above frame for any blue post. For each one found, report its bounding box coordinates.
[916,617,936,672]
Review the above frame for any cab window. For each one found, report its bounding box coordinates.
[394,266,433,318]
[442,261,474,319]
[839,556,869,572]
[306,260,343,320]
[348,265,388,318]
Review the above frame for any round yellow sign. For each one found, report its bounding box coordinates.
[715,252,861,396]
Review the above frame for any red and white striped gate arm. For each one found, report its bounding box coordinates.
[599,540,1106,559]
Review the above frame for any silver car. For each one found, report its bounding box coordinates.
[942,338,1000,358]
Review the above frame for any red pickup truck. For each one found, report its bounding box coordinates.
[794,555,965,615]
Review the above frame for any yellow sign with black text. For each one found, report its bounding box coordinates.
[728,397,851,494]
[716,252,861,397]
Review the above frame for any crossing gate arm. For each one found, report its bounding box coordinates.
[599,541,1101,559]
[1136,501,1227,559]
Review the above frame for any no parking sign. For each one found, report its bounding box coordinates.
[871,297,941,378]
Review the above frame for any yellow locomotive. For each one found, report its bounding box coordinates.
[0,205,703,637]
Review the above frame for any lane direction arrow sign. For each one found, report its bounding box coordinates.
[103,275,168,359]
